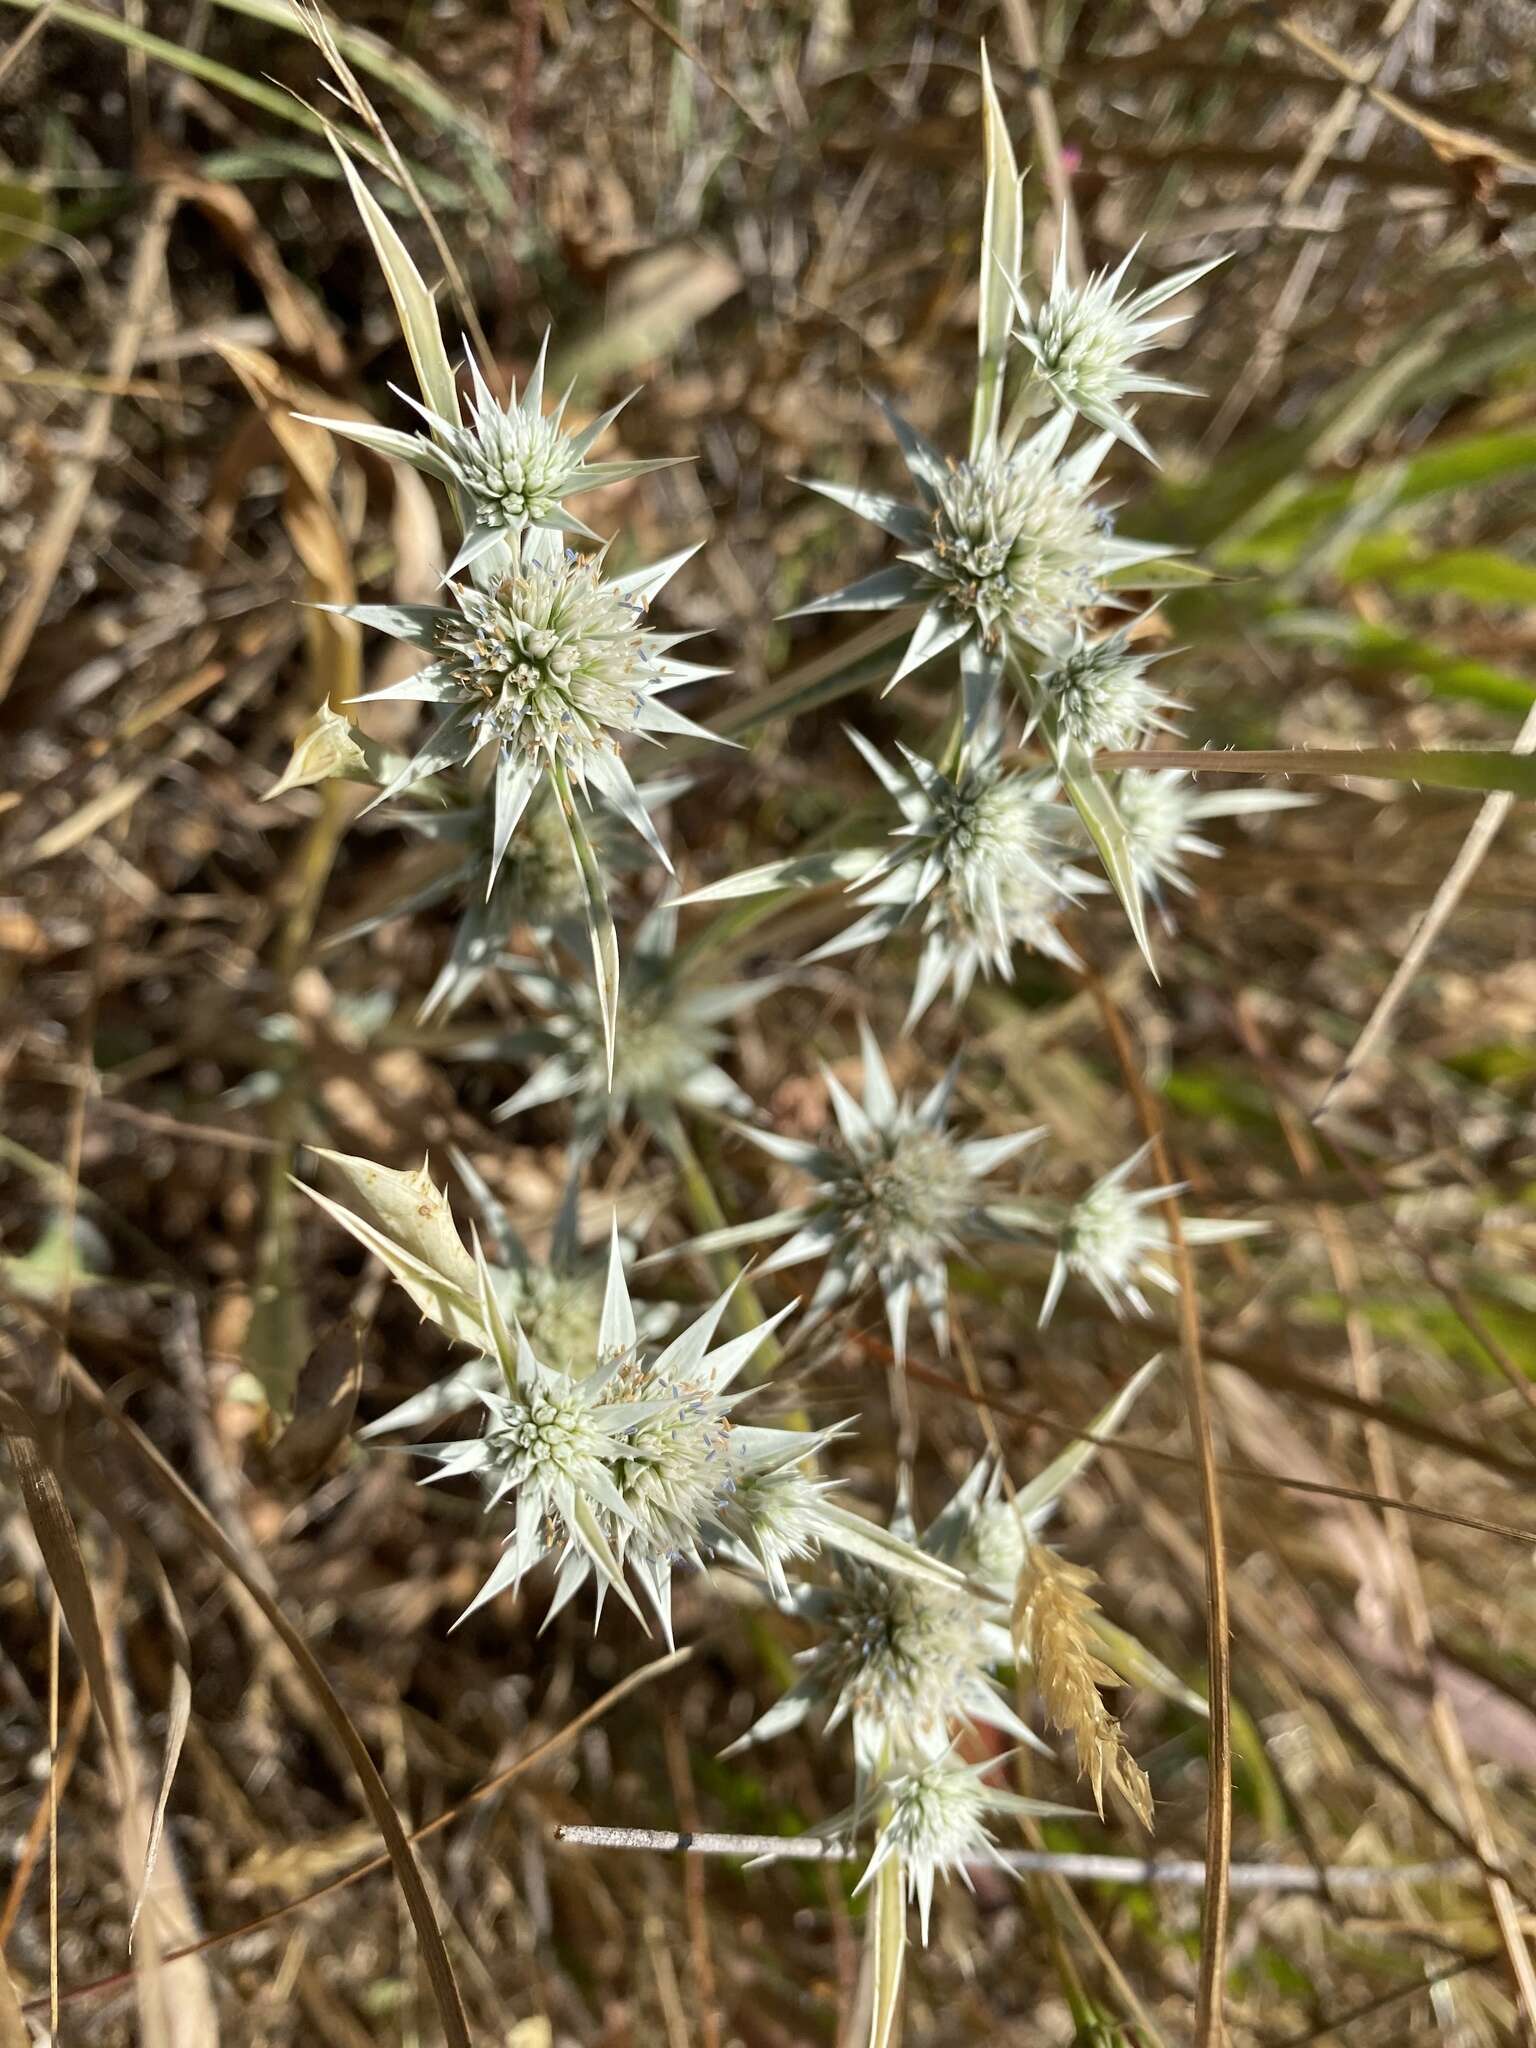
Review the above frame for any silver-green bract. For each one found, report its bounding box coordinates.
[300,1145,836,1640]
[334,535,726,1073]
[726,1528,1029,1783]
[1009,236,1222,462]
[1033,1141,1265,1325]
[661,1021,1042,1364]
[453,902,771,1160]
[338,537,719,878]
[1020,617,1181,759]
[677,728,1094,1025]
[795,410,1166,734]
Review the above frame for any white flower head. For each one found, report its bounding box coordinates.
[1024,618,1181,757]
[337,535,726,900]
[422,1222,801,1640]
[1012,238,1223,460]
[456,902,773,1159]
[1042,1142,1264,1325]
[1115,768,1313,912]
[662,1020,1044,1364]
[792,403,1171,734]
[855,1751,1059,1943]
[676,728,1095,1026]
[729,1544,1031,1783]
[300,336,683,577]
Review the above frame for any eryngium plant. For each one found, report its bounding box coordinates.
[294,144,733,1074]
[1027,1141,1265,1324]
[302,335,683,574]
[301,1146,848,1640]
[677,725,1094,1022]
[658,1020,1043,1363]
[451,901,774,1161]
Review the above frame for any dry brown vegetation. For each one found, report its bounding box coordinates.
[3,2,1536,2043]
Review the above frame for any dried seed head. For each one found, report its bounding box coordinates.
[1012,1541,1152,1827]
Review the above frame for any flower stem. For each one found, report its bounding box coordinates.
[658,1113,783,1372]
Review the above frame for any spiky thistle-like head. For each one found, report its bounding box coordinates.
[662,1022,1042,1364]
[855,1751,1045,1943]
[1012,242,1221,459]
[926,442,1107,653]
[1026,621,1179,756]
[436,552,655,771]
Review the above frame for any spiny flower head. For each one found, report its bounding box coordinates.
[676,729,1092,1026]
[730,1545,1030,1782]
[301,337,681,577]
[926,436,1107,650]
[855,1752,1056,1943]
[1114,768,1312,911]
[792,403,1170,728]
[337,534,724,900]
[456,903,771,1159]
[1042,1142,1263,1324]
[659,1020,1043,1363]
[709,1437,844,1600]
[1023,619,1180,757]
[1011,240,1222,460]
[419,1221,801,1639]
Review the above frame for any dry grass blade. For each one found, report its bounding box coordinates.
[34,1645,693,2015]
[1088,976,1232,2048]
[0,1394,129,1801]
[54,1364,472,2047]
[1015,1542,1154,1827]
[0,1957,26,2048]
[0,183,175,704]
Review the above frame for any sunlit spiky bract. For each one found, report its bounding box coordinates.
[1012,241,1221,459]
[1042,1141,1263,1324]
[666,1021,1043,1363]
[339,536,722,897]
[357,1154,634,1440]
[454,904,769,1158]
[419,1223,819,1640]
[1023,619,1180,757]
[302,338,680,576]
[857,1753,1040,1944]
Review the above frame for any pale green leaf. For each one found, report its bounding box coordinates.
[971,43,1022,458]
[331,138,458,429]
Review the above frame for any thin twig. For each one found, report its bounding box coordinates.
[1315,693,1536,1122]
[553,1826,1468,1894]
[996,0,1084,286]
